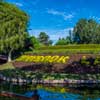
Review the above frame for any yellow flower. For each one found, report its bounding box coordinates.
[83,56,86,59]
[16,55,70,64]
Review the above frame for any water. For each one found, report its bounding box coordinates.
[36,89,82,100]
[1,81,100,100]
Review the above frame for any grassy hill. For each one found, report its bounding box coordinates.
[25,44,100,55]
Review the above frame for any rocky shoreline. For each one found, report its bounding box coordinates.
[0,74,100,86]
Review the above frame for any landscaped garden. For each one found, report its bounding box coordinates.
[25,44,100,55]
[1,0,100,100]
[1,52,100,83]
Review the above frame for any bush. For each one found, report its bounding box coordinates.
[80,56,90,65]
[94,56,100,65]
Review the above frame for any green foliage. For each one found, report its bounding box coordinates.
[24,36,40,50]
[94,56,100,65]
[73,19,100,44]
[56,30,73,45]
[1,69,100,80]
[25,49,100,55]
[0,63,14,70]
[25,44,100,55]
[37,44,100,50]
[30,36,41,49]
[80,56,90,65]
[0,0,4,2]
[0,2,29,61]
[56,37,71,45]
[38,32,52,46]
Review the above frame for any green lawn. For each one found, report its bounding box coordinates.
[0,63,15,70]
[25,44,100,55]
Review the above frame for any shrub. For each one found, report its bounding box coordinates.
[94,56,100,65]
[80,56,90,65]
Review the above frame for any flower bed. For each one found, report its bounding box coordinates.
[80,55,100,65]
[16,55,69,64]
[12,54,100,74]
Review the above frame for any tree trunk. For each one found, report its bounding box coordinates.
[8,50,12,62]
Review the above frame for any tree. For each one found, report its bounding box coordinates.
[48,40,53,45]
[0,2,28,62]
[55,30,73,45]
[73,18,100,44]
[69,30,73,43]
[73,18,87,43]
[55,37,70,45]
[0,0,4,2]
[38,32,52,45]
[28,36,40,49]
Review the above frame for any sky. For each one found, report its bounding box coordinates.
[5,0,100,42]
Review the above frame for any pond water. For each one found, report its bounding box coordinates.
[1,81,100,100]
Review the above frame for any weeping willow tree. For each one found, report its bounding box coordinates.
[0,1,29,62]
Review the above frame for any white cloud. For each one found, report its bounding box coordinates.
[63,14,73,20]
[29,28,73,44]
[15,3,23,7]
[47,9,74,20]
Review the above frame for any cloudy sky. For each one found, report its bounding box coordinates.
[6,0,100,42]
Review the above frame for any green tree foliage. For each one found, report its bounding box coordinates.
[56,37,71,45]
[69,30,73,43]
[38,32,53,46]
[0,2,29,62]
[24,36,40,51]
[48,40,53,45]
[73,18,100,44]
[55,30,73,45]
[0,0,4,2]
[29,36,40,49]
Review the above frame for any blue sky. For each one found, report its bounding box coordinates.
[6,0,100,42]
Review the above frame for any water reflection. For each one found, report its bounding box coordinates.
[1,81,100,100]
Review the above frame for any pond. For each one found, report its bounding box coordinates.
[1,81,100,100]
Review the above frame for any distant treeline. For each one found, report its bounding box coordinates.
[29,19,100,47]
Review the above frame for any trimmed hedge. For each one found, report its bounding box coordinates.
[25,44,100,55]
[25,49,100,55]
[36,44,100,50]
